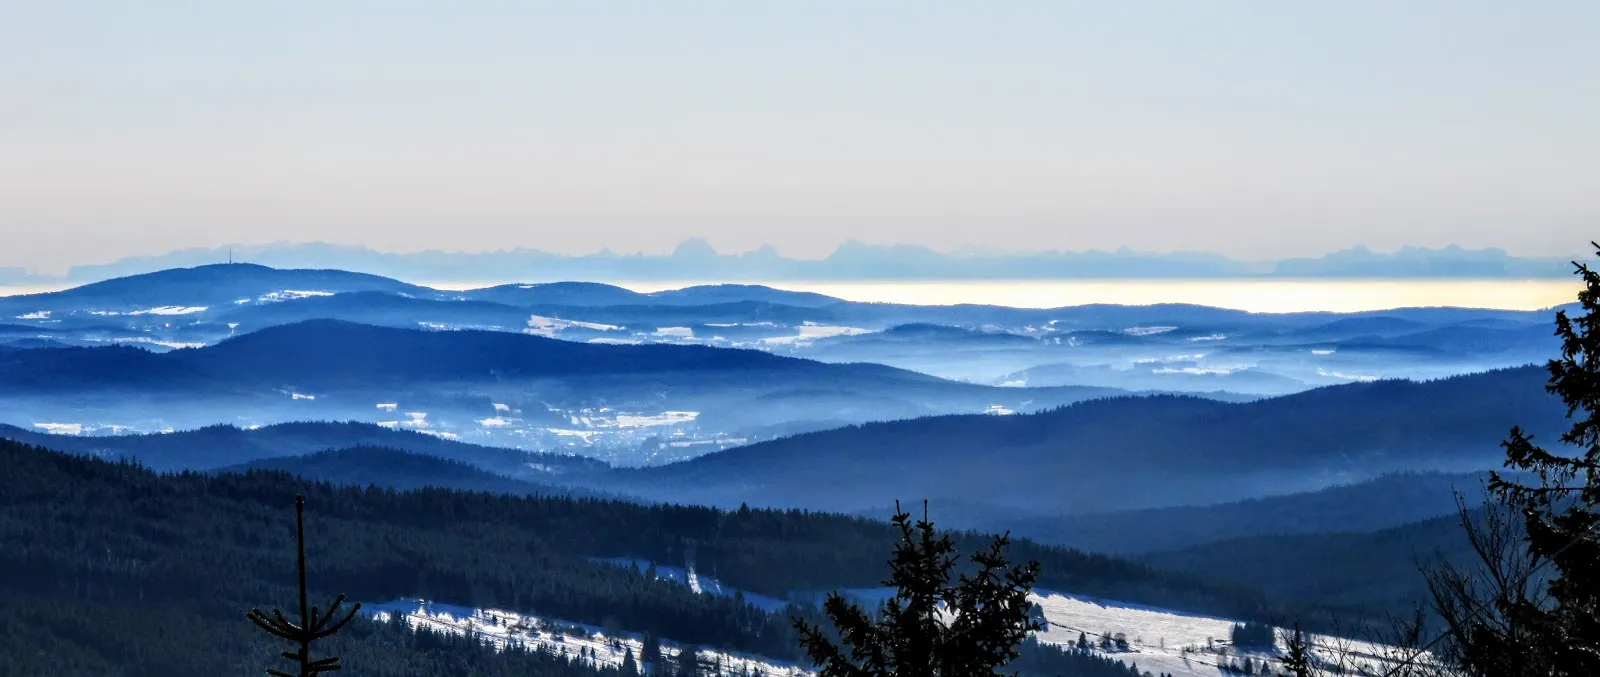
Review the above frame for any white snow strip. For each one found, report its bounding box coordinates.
[1152,367,1235,376]
[525,315,624,337]
[614,411,698,428]
[33,422,84,435]
[258,290,335,303]
[1318,368,1378,382]
[15,311,49,320]
[92,306,208,316]
[100,337,206,350]
[368,599,807,676]
[758,324,869,346]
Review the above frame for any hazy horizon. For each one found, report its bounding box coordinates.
[3,237,1592,277]
[2,274,1583,314]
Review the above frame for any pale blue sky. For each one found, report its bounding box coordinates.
[2,1,1596,272]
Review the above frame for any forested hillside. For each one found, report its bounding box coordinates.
[0,438,1272,675]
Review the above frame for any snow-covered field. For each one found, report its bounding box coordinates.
[387,558,1427,677]
[1031,590,1426,677]
[368,599,808,677]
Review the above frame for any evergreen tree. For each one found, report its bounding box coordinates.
[1077,631,1089,650]
[641,633,662,671]
[1230,621,1275,649]
[246,496,361,677]
[1429,246,1600,676]
[676,645,701,677]
[793,501,1043,676]
[622,648,639,677]
[1028,602,1047,628]
[1280,624,1312,677]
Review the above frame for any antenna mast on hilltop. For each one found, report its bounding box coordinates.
[229,247,234,264]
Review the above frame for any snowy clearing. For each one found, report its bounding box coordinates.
[368,599,808,677]
[525,315,625,337]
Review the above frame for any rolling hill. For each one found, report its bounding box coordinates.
[599,366,1564,514]
[993,471,1497,555]
[0,420,602,477]
[0,263,429,314]
[0,320,1131,464]
[223,446,613,499]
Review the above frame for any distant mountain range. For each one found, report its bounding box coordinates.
[11,241,1582,284]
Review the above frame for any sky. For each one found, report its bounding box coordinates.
[2,1,1597,273]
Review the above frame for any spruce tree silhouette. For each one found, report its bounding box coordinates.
[247,495,362,677]
[1280,624,1312,677]
[1424,244,1600,677]
[793,500,1042,676]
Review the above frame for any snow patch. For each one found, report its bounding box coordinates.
[1152,367,1235,376]
[758,323,870,346]
[258,290,335,303]
[33,422,84,435]
[1317,368,1378,382]
[525,315,624,337]
[368,599,806,677]
[15,311,49,320]
[615,411,698,428]
[376,403,398,412]
[1123,326,1178,336]
[91,306,208,316]
[98,337,206,350]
